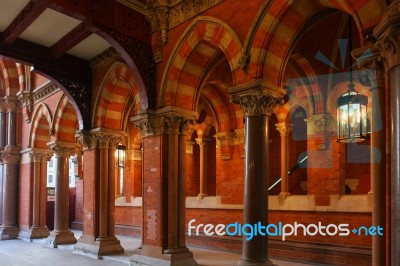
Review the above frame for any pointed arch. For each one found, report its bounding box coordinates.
[244,0,386,88]
[0,59,19,97]
[30,103,53,148]
[92,62,141,130]
[53,95,79,142]
[159,16,244,110]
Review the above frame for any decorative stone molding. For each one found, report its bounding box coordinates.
[89,48,120,69]
[229,80,285,117]
[32,81,60,104]
[275,123,292,137]
[239,53,250,70]
[147,2,170,45]
[168,0,224,29]
[17,91,33,123]
[47,141,78,158]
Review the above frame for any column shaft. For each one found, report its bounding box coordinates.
[6,112,16,146]
[241,115,269,263]
[108,148,116,238]
[166,130,179,251]
[54,155,70,232]
[32,161,41,227]
[2,164,18,227]
[98,147,109,239]
[390,66,400,266]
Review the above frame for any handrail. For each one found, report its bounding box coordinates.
[268,154,308,191]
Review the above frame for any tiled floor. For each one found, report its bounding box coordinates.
[0,231,315,266]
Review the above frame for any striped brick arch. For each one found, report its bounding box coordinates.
[30,103,52,149]
[53,95,79,142]
[0,59,20,97]
[93,62,142,130]
[160,17,243,110]
[245,0,385,88]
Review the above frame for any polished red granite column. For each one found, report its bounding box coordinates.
[229,80,284,266]
[0,100,6,226]
[27,150,52,239]
[374,5,400,265]
[47,141,77,247]
[0,97,20,240]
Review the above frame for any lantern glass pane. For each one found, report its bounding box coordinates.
[338,104,349,139]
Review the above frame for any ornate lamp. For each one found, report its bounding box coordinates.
[337,82,368,142]
[116,144,126,168]
[336,16,368,143]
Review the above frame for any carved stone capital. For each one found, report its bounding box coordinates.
[76,130,96,150]
[27,149,52,163]
[0,99,7,113]
[5,96,19,113]
[47,141,78,158]
[275,123,292,137]
[1,146,21,164]
[353,45,385,90]
[195,138,209,147]
[90,128,126,149]
[373,1,400,70]
[229,80,285,117]
[131,107,197,136]
[306,113,333,134]
[234,128,245,144]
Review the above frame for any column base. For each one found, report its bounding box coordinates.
[47,230,77,247]
[73,236,124,259]
[0,226,19,240]
[19,227,50,241]
[197,193,207,200]
[130,245,198,266]
[237,259,276,266]
[278,192,290,204]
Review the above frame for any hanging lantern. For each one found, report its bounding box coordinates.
[337,82,368,142]
[116,144,126,168]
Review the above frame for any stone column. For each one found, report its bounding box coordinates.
[0,148,20,239]
[28,150,52,239]
[47,141,77,247]
[229,80,284,266]
[131,107,198,266]
[374,5,400,263]
[354,45,387,266]
[73,128,124,257]
[0,97,20,240]
[0,100,6,225]
[195,138,209,199]
[276,123,291,196]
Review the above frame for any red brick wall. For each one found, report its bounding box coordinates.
[19,162,32,228]
[216,144,244,204]
[269,115,281,195]
[142,135,163,246]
